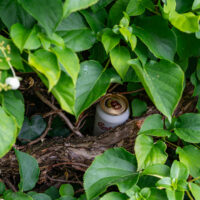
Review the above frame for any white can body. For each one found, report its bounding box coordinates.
[93,103,130,136]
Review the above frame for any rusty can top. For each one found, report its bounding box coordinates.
[100,94,129,116]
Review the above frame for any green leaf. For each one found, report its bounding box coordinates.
[117,177,139,193]
[91,0,114,12]
[0,107,17,158]
[126,0,154,16]
[168,12,199,34]
[189,182,200,200]
[14,149,40,192]
[164,0,199,33]
[18,0,63,35]
[29,50,61,91]
[100,192,128,200]
[81,9,107,33]
[2,90,24,128]
[18,115,46,144]
[4,191,33,200]
[52,47,80,85]
[57,196,76,200]
[0,36,24,71]
[84,148,138,200]
[138,114,171,137]
[166,190,184,200]
[142,164,170,178]
[63,0,100,17]
[131,98,147,117]
[174,29,200,59]
[110,46,131,79]
[56,12,87,32]
[174,113,200,143]
[0,0,35,29]
[108,0,130,27]
[40,72,75,115]
[132,16,176,61]
[10,24,40,53]
[135,135,168,170]
[130,59,184,122]
[134,40,148,66]
[29,193,51,200]
[45,186,60,200]
[170,161,189,181]
[58,28,96,52]
[176,0,193,13]
[193,0,200,10]
[59,184,74,197]
[0,182,6,195]
[102,29,120,54]
[75,61,120,118]
[176,145,200,178]
[148,188,168,200]
[156,177,172,190]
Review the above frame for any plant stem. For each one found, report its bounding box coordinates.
[186,190,194,200]
[0,45,16,77]
[35,90,84,137]
[190,176,200,182]
[104,59,110,70]
[163,138,178,149]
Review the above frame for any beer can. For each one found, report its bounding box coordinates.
[93,94,130,136]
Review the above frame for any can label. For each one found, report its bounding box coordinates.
[98,122,112,132]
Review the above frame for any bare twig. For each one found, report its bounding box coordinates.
[52,162,88,168]
[108,83,120,92]
[4,178,17,192]
[28,115,53,146]
[35,90,83,137]
[118,88,144,95]
[46,175,83,185]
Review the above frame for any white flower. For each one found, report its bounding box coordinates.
[5,77,20,90]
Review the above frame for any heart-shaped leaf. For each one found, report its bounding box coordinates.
[18,0,63,35]
[63,0,100,17]
[52,47,80,85]
[138,114,171,137]
[0,107,18,158]
[29,49,61,91]
[10,23,41,53]
[130,59,184,122]
[132,16,176,61]
[176,145,200,178]
[18,115,46,144]
[2,90,25,128]
[174,113,200,143]
[84,148,138,200]
[110,46,131,79]
[15,149,40,192]
[135,135,168,170]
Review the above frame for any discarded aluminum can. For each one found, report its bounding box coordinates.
[93,94,130,136]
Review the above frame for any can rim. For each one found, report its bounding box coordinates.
[100,94,129,116]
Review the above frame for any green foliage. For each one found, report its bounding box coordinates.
[83,148,138,200]
[130,59,184,122]
[131,99,147,117]
[14,149,40,192]
[1,0,200,199]
[135,135,168,170]
[18,115,46,144]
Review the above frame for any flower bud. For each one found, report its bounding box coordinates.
[5,77,20,90]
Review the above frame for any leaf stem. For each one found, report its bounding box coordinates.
[190,176,200,182]
[0,43,16,77]
[163,138,178,149]
[104,59,110,70]
[186,190,194,200]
